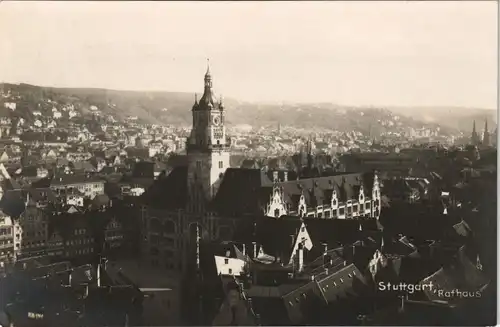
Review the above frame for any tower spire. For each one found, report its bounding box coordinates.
[206,58,211,76]
[204,59,213,89]
[219,94,224,110]
[472,120,479,145]
[195,93,198,105]
[483,118,490,146]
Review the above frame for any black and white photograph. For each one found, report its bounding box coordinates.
[0,1,497,326]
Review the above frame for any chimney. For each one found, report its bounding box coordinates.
[272,171,278,182]
[125,313,130,327]
[242,243,246,256]
[398,295,405,313]
[297,242,304,273]
[252,242,257,258]
[283,171,288,182]
[97,263,101,288]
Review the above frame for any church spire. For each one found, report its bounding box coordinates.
[471,120,479,145]
[307,136,313,172]
[483,118,490,146]
[194,93,198,105]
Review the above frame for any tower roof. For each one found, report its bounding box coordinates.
[198,60,221,110]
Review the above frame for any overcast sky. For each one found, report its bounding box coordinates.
[0,1,497,109]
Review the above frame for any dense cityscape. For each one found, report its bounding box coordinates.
[0,61,496,326]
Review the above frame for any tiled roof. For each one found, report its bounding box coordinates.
[49,174,104,186]
[0,190,26,218]
[277,172,374,208]
[69,161,96,172]
[210,168,273,215]
[140,166,188,210]
[232,215,303,264]
[315,263,368,303]
[304,218,378,250]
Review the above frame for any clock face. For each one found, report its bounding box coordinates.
[213,116,221,126]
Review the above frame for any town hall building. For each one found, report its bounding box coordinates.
[139,63,382,274]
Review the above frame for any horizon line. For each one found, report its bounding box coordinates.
[0,80,497,111]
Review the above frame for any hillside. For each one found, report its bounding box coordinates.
[0,82,493,133]
[387,106,497,132]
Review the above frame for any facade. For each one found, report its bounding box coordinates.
[0,211,15,266]
[260,173,381,219]
[50,175,105,199]
[52,211,96,260]
[103,217,124,252]
[17,195,49,259]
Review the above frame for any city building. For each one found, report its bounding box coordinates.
[0,210,15,267]
[34,174,105,200]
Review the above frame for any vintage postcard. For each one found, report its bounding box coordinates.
[0,1,497,326]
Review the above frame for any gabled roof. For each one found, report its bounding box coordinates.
[277,172,374,208]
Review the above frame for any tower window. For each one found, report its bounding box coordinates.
[217,140,220,145]
[218,161,223,169]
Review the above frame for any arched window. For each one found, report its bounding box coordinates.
[164,220,175,234]
[274,208,280,218]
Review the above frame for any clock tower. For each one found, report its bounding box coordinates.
[186,61,230,212]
